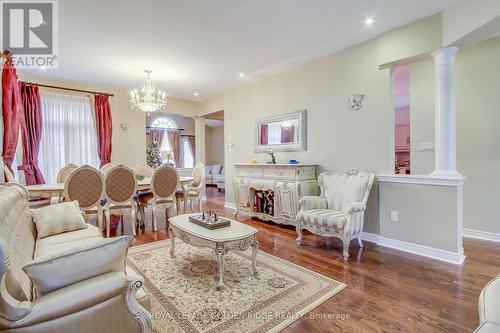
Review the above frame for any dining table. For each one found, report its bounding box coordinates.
[25,176,194,213]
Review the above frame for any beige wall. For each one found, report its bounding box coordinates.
[379,182,460,253]
[205,125,224,165]
[200,38,394,234]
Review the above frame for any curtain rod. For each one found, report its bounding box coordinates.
[20,81,114,97]
[181,134,195,137]
[146,126,185,131]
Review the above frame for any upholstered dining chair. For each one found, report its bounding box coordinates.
[138,164,178,231]
[63,165,105,231]
[134,164,154,179]
[100,163,113,174]
[175,162,205,213]
[296,170,375,261]
[56,163,78,183]
[103,164,138,237]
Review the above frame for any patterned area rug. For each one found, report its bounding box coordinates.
[128,240,346,333]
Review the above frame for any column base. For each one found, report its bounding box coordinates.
[430,170,464,179]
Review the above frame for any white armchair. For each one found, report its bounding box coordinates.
[296,170,374,261]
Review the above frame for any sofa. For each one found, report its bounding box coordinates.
[205,164,224,185]
[0,183,152,333]
[475,274,500,332]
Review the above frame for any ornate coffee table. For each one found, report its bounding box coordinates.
[168,214,259,289]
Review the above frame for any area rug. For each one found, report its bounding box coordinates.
[128,240,346,333]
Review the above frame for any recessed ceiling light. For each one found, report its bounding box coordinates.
[364,16,374,27]
[239,72,245,78]
[40,65,47,70]
[194,92,199,97]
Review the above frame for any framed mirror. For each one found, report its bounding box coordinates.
[255,110,307,152]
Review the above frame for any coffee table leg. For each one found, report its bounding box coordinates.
[169,226,175,257]
[217,252,225,289]
[251,240,259,275]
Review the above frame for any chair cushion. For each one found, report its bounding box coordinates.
[23,236,132,296]
[175,190,199,197]
[301,209,347,230]
[31,201,88,239]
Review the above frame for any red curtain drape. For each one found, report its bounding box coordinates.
[19,83,45,185]
[260,124,268,145]
[2,58,23,175]
[94,94,112,167]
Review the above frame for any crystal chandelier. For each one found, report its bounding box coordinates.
[129,70,167,113]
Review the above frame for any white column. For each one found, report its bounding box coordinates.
[194,116,206,199]
[430,47,462,177]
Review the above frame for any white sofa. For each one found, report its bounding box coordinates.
[0,183,152,333]
[205,164,224,185]
[475,274,500,332]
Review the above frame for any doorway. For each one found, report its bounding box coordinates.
[203,110,225,204]
[393,65,411,174]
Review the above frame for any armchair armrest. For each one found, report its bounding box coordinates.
[298,196,328,211]
[479,274,500,324]
[344,201,366,213]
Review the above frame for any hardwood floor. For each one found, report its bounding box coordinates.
[107,187,499,332]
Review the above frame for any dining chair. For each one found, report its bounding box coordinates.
[103,164,138,237]
[56,163,78,183]
[63,165,105,231]
[4,165,52,207]
[100,163,113,174]
[134,164,154,178]
[138,164,178,231]
[176,162,205,213]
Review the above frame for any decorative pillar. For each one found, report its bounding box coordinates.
[194,116,206,199]
[430,47,462,177]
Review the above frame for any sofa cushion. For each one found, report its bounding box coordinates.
[35,234,105,259]
[31,201,88,239]
[23,236,132,295]
[300,209,347,230]
[35,225,102,251]
[212,164,223,175]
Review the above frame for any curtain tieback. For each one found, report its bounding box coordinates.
[17,164,34,174]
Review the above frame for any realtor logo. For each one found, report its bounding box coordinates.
[0,0,58,69]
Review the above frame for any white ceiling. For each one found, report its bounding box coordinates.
[21,0,455,101]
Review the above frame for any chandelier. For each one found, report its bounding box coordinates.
[129,69,167,113]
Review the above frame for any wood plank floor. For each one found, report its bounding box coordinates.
[107,186,499,332]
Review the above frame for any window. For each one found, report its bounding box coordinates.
[182,138,194,168]
[151,117,177,152]
[38,92,99,183]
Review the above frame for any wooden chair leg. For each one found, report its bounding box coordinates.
[131,206,137,236]
[198,198,202,212]
[105,209,111,238]
[189,199,194,213]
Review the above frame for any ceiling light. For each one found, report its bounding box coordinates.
[364,16,374,27]
[40,65,47,71]
[239,72,245,78]
[194,92,199,97]
[129,69,167,114]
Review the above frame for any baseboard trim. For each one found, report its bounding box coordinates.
[224,202,236,210]
[463,228,500,243]
[361,232,380,243]
[362,232,465,265]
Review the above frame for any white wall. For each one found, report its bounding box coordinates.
[205,125,224,165]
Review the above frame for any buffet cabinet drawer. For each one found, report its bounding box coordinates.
[263,167,296,179]
[237,167,264,178]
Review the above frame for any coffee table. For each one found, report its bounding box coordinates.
[168,214,259,289]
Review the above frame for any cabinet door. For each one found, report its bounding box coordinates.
[275,182,297,219]
[234,178,250,210]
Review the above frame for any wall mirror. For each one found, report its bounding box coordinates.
[255,110,307,152]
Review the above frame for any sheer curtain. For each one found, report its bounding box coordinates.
[38,91,99,183]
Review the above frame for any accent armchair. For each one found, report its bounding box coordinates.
[296,170,375,260]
